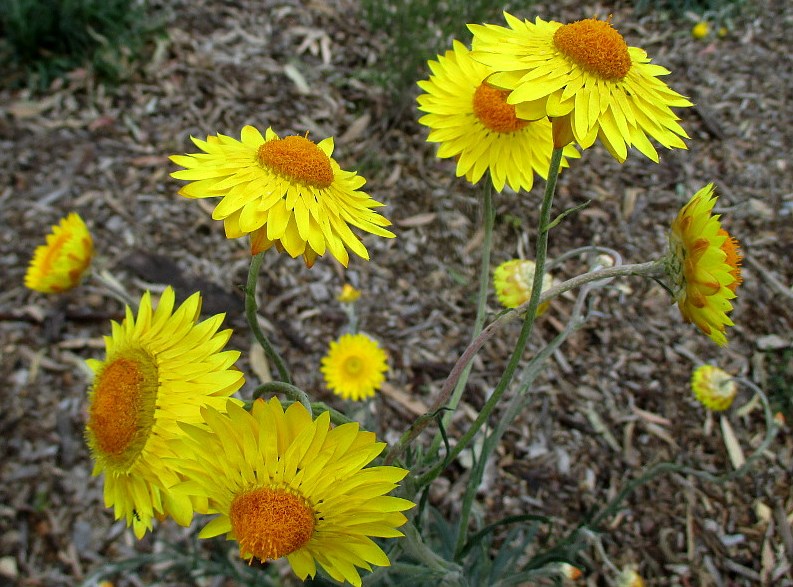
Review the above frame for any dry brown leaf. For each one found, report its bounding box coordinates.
[380,382,427,416]
[720,415,746,469]
[249,343,272,386]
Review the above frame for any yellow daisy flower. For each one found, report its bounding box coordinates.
[25,212,93,293]
[469,14,693,162]
[667,183,742,346]
[691,365,738,411]
[417,40,578,192]
[337,283,362,303]
[172,398,414,586]
[85,287,244,538]
[493,259,554,314]
[170,126,395,267]
[691,22,710,40]
[321,333,388,401]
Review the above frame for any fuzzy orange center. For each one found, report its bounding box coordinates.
[257,136,334,188]
[88,349,158,467]
[230,487,316,561]
[472,83,529,133]
[718,229,743,291]
[553,19,631,81]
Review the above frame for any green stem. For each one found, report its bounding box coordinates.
[429,182,495,455]
[245,252,291,384]
[384,259,664,466]
[251,381,312,415]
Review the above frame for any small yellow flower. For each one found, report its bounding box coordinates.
[337,283,361,303]
[470,14,693,162]
[25,212,93,293]
[667,183,743,346]
[170,126,395,267]
[493,259,554,314]
[617,568,645,587]
[691,365,738,411]
[691,22,710,39]
[85,287,244,538]
[171,398,414,586]
[321,333,388,401]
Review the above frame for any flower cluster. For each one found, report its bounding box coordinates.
[20,8,753,587]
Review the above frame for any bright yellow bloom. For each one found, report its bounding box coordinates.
[337,283,362,303]
[170,126,395,267]
[469,14,693,162]
[691,365,738,411]
[691,22,710,39]
[172,398,414,586]
[25,212,93,293]
[417,40,578,192]
[85,287,244,538]
[667,183,742,346]
[493,259,554,314]
[321,333,388,401]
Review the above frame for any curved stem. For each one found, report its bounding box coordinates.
[429,182,495,455]
[245,252,291,384]
[251,381,312,415]
[385,197,663,466]
[415,147,564,485]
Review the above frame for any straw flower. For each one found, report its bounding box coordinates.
[25,212,93,293]
[470,14,693,162]
[337,283,362,303]
[417,40,578,192]
[170,126,395,267]
[172,398,414,586]
[84,287,244,538]
[493,259,554,314]
[667,184,742,346]
[321,333,388,401]
[691,365,738,411]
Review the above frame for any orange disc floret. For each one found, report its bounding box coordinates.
[718,228,743,291]
[230,487,316,562]
[472,83,529,133]
[258,135,334,189]
[553,18,631,81]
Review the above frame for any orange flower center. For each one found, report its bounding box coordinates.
[87,348,158,470]
[553,18,631,81]
[257,135,334,189]
[230,486,316,561]
[472,82,529,133]
[718,229,743,291]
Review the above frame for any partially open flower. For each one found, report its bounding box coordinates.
[667,183,742,346]
[85,287,244,538]
[691,365,738,411]
[493,259,554,314]
[25,212,93,293]
[337,283,361,303]
[171,398,414,586]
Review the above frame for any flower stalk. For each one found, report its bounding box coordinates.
[246,252,292,384]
